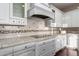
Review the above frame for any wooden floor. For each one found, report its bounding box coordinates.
[55,48,78,56]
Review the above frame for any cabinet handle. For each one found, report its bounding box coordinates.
[25,46,32,49]
[25,46,27,48]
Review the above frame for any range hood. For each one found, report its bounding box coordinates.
[27,3,54,19]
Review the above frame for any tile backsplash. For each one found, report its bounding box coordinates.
[26,17,49,30]
[0,17,53,38]
[0,17,49,30]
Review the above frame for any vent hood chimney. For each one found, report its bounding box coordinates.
[27,3,55,19]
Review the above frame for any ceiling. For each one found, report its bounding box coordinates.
[52,3,79,12]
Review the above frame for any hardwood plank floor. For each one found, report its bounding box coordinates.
[55,48,78,56]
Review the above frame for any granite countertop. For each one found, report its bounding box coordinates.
[0,35,57,49]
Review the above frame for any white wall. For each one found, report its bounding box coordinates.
[49,4,64,24]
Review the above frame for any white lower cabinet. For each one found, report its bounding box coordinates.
[6,54,13,56]
[14,49,35,56]
[13,43,36,56]
[43,50,55,56]
[0,43,36,56]
[55,35,66,52]
[36,39,56,56]
[0,35,66,56]
[0,47,14,56]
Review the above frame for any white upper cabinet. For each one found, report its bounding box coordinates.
[64,12,72,27]
[0,3,9,24]
[71,9,79,27]
[64,9,79,27]
[27,3,31,11]
[0,3,27,25]
[10,3,25,18]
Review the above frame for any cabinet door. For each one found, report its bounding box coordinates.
[55,38,61,52]
[75,9,79,27]
[36,39,56,56]
[47,39,56,51]
[10,3,25,18]
[0,47,13,56]
[27,3,31,11]
[9,3,27,25]
[64,10,79,27]
[64,13,72,27]
[71,10,77,27]
[62,35,67,47]
[0,3,9,24]
[36,45,48,56]
[68,9,79,27]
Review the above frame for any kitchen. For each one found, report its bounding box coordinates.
[0,3,79,56]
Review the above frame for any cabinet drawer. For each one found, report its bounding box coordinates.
[37,40,52,47]
[43,51,55,56]
[14,43,35,56]
[5,53,13,56]
[17,49,35,56]
[14,48,35,56]
[0,47,13,56]
[36,39,56,56]
[37,45,48,55]
[14,43,35,52]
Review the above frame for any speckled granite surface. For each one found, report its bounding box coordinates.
[0,35,56,49]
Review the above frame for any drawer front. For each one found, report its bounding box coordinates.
[37,41,47,46]
[36,39,56,56]
[14,49,35,56]
[41,49,55,56]
[43,51,55,56]
[5,53,13,56]
[14,44,28,52]
[14,43,35,52]
[18,50,35,56]
[37,41,51,47]
[37,45,49,55]
[0,47,13,56]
